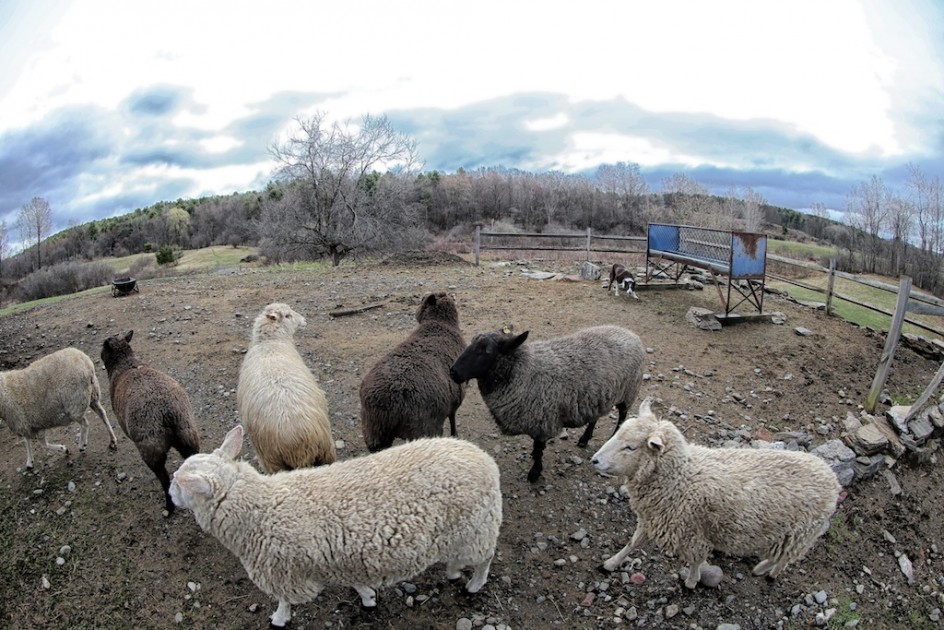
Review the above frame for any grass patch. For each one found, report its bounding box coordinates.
[825,597,861,628]
[171,245,258,271]
[768,272,944,340]
[768,239,839,261]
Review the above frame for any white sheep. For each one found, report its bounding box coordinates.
[237,302,335,472]
[450,324,645,482]
[0,347,119,469]
[170,425,502,628]
[591,398,841,588]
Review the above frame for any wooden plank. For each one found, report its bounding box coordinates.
[866,275,912,413]
[902,359,944,424]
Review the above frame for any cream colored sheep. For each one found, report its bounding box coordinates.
[237,303,335,472]
[170,426,502,628]
[591,398,840,588]
[0,348,118,469]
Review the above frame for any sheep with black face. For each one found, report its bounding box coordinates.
[450,325,644,482]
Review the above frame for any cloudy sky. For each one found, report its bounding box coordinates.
[1,0,943,235]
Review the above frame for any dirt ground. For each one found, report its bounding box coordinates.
[1,253,943,629]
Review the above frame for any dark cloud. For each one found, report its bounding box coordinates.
[124,84,199,118]
[3,87,942,234]
[0,104,118,225]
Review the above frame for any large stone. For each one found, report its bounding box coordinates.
[885,405,911,435]
[927,404,944,429]
[581,261,601,281]
[849,423,889,455]
[853,454,884,480]
[811,439,856,486]
[867,414,907,458]
[842,412,863,433]
[908,414,935,443]
[686,307,721,331]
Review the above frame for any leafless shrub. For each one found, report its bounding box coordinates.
[16,261,115,302]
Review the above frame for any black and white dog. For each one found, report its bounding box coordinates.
[606,263,639,299]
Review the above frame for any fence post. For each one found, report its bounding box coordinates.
[474,224,481,266]
[825,258,836,316]
[864,275,912,413]
[586,227,592,261]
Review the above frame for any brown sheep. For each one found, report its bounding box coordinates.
[359,292,466,452]
[101,331,200,514]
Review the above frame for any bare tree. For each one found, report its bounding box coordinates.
[742,187,765,232]
[845,175,889,274]
[267,112,421,265]
[886,193,914,274]
[17,196,53,270]
[0,220,8,276]
[594,162,650,231]
[660,173,712,225]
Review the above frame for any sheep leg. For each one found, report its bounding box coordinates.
[24,438,34,469]
[465,552,493,593]
[77,417,89,451]
[601,526,647,572]
[143,451,174,513]
[353,585,377,608]
[577,420,597,448]
[446,560,465,580]
[683,560,707,589]
[613,402,628,429]
[448,411,457,437]
[527,438,546,483]
[90,399,119,450]
[270,600,292,627]
[42,431,68,455]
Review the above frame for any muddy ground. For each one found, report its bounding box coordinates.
[0,253,942,629]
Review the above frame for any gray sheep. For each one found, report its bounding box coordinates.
[359,292,466,452]
[101,331,201,513]
[0,348,119,469]
[592,397,841,588]
[450,324,644,482]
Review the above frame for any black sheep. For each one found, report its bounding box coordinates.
[359,292,466,452]
[101,331,201,514]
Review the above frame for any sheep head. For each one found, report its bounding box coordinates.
[415,292,460,326]
[591,397,684,481]
[100,330,135,371]
[170,425,244,513]
[449,329,528,384]
[252,303,306,342]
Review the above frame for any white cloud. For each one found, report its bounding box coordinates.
[525,113,569,132]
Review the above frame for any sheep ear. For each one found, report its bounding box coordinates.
[425,293,438,305]
[646,433,665,453]
[501,330,529,353]
[124,330,134,342]
[218,425,244,459]
[174,473,213,497]
[639,396,654,418]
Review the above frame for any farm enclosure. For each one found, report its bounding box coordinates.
[0,255,943,629]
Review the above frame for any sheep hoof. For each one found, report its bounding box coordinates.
[526,469,542,483]
[577,440,590,448]
[359,601,377,611]
[108,442,118,451]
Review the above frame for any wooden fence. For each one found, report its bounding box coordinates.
[473,226,645,264]
[473,226,944,339]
